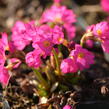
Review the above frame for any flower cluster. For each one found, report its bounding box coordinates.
[40,1,76,40]
[0,0,99,98]
[0,33,21,86]
[26,24,64,68]
[0,0,96,89]
[0,33,11,86]
[83,21,109,53]
[61,44,94,74]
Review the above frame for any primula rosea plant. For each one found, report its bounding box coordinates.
[1,0,109,98]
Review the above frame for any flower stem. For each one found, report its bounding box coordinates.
[80,34,86,47]
[80,32,94,47]
[45,66,55,82]
[52,48,61,76]
[33,69,49,90]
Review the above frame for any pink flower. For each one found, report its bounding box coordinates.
[85,40,94,48]
[10,58,21,68]
[12,37,29,50]
[0,50,5,68]
[25,50,42,68]
[0,33,9,51]
[63,105,72,109]
[101,0,109,13]
[0,41,6,66]
[0,68,10,86]
[52,25,64,44]
[38,25,64,45]
[32,25,54,58]
[36,25,52,37]
[86,24,95,32]
[12,21,26,33]
[0,35,12,86]
[60,58,78,74]
[40,5,76,40]
[32,36,53,58]
[0,45,10,86]
[25,21,37,40]
[54,0,61,3]
[101,40,109,53]
[11,21,29,50]
[40,5,76,24]
[70,44,94,71]
[93,21,109,40]
[0,33,17,53]
[93,21,109,53]
[11,21,36,50]
[8,41,16,53]
[62,7,76,24]
[64,24,76,40]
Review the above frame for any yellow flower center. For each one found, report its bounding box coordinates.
[5,46,9,51]
[58,37,63,43]
[97,29,102,35]
[43,40,50,47]
[55,14,62,23]
[78,53,84,58]
[70,56,74,59]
